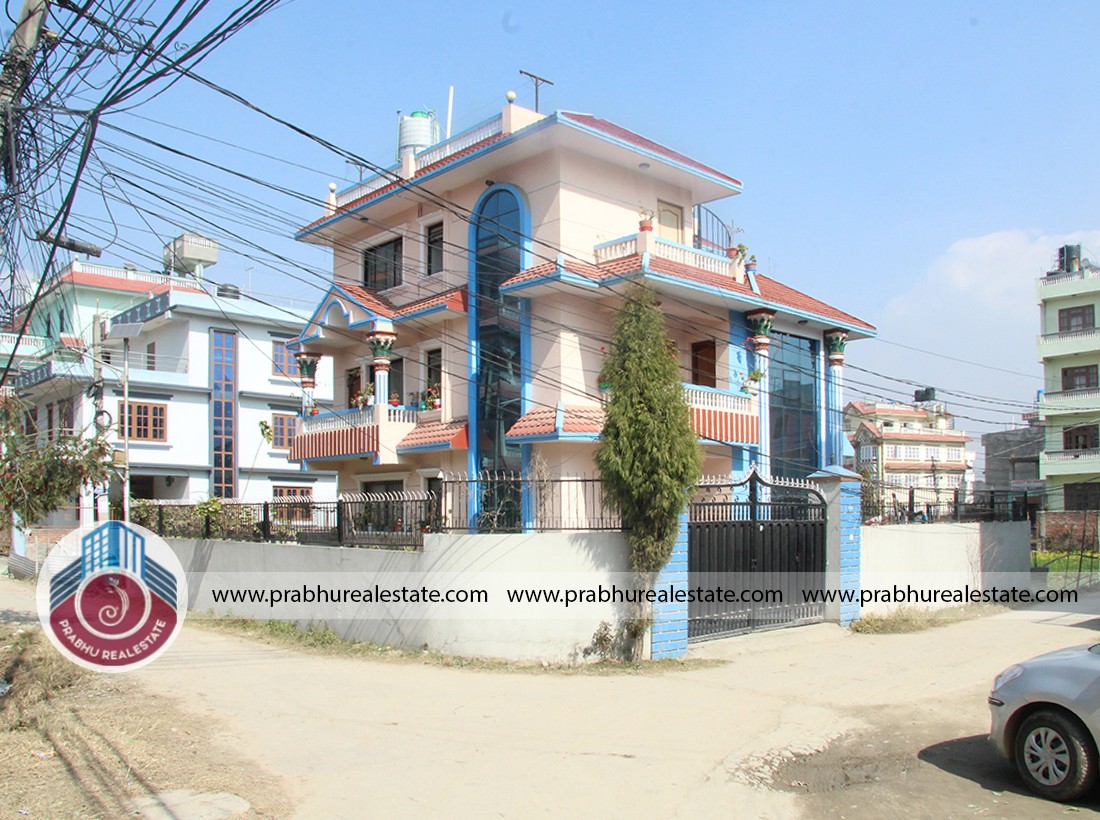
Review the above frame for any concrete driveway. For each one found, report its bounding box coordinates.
[3,568,1098,818]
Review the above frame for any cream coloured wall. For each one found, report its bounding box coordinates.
[556,150,695,260]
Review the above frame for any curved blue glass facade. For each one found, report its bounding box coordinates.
[472,189,523,472]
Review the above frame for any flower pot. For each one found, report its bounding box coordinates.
[432,399,442,409]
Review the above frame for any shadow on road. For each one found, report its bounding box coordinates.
[0,608,37,625]
[919,734,1100,811]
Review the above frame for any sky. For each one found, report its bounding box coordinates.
[23,0,1100,472]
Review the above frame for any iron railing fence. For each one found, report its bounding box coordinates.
[862,487,1033,525]
[128,493,434,549]
[690,475,826,523]
[438,473,623,533]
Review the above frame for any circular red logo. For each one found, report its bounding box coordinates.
[37,523,186,672]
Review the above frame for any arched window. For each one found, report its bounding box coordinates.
[473,188,524,476]
[475,189,522,296]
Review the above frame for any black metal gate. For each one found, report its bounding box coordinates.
[688,469,827,641]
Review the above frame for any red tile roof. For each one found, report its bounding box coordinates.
[851,420,882,440]
[330,283,468,323]
[335,282,397,318]
[397,418,468,450]
[502,252,875,332]
[58,335,84,348]
[503,255,639,289]
[394,287,468,318]
[560,113,742,187]
[506,406,605,438]
[847,401,927,418]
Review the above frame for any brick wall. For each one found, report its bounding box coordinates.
[1040,510,1098,549]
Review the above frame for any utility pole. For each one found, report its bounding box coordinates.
[122,334,130,522]
[87,313,104,524]
[0,0,48,182]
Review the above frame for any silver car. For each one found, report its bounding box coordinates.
[989,643,1100,801]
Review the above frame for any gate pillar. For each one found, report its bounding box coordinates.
[650,510,689,659]
[809,466,862,626]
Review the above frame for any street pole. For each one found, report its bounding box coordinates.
[87,313,104,523]
[0,0,47,181]
[122,336,130,522]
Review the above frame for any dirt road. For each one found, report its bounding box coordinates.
[3,569,1099,818]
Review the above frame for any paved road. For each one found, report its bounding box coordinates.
[3,567,1099,818]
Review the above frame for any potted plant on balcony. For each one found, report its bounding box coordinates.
[742,368,764,395]
[389,392,401,407]
[426,383,442,409]
[352,385,374,408]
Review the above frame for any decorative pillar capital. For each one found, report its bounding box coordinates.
[746,309,775,355]
[294,350,321,387]
[368,333,396,362]
[824,329,849,367]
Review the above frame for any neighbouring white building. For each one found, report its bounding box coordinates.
[9,234,336,528]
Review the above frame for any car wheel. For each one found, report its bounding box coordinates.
[1014,710,1098,802]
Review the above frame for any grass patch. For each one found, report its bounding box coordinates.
[850,603,1006,634]
[189,614,722,675]
[1032,549,1100,574]
[0,623,87,731]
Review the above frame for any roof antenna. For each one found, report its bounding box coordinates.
[519,69,554,113]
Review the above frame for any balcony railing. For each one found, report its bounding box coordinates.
[1039,327,1100,344]
[1042,448,1100,463]
[335,116,504,209]
[298,406,373,436]
[683,384,752,413]
[1040,387,1100,403]
[1038,268,1100,287]
[682,383,758,444]
[594,235,736,278]
[105,350,189,374]
[0,333,47,354]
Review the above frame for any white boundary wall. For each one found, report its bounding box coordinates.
[859,522,1030,615]
[168,531,631,663]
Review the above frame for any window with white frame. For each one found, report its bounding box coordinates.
[860,445,876,462]
[425,223,444,276]
[364,237,403,290]
[884,445,899,459]
[945,447,962,461]
[903,445,920,460]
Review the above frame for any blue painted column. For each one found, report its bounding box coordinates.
[650,511,689,658]
[728,309,750,391]
[746,310,775,477]
[729,310,754,482]
[824,330,849,467]
[809,466,862,626]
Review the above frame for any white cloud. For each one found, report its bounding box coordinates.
[851,229,1100,432]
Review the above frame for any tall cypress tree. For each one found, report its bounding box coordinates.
[596,285,701,577]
